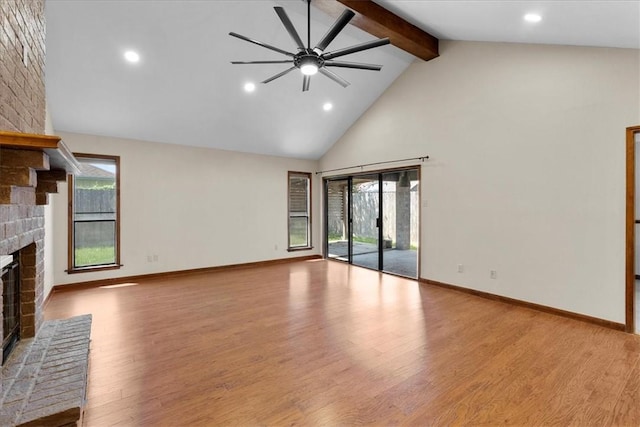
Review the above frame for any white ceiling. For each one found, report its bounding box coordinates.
[45,0,640,160]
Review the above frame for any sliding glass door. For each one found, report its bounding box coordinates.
[326,179,350,261]
[381,170,418,278]
[351,175,380,270]
[324,168,419,278]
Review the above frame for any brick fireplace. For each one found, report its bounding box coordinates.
[0,0,76,386]
[0,133,79,359]
[0,134,78,351]
[0,0,47,355]
[0,211,44,355]
[0,2,92,425]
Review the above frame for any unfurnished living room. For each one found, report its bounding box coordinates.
[1,0,640,425]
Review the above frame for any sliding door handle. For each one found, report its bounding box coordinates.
[376,218,381,228]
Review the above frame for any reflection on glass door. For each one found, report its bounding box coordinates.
[326,179,350,261]
[351,175,380,270]
[382,170,419,278]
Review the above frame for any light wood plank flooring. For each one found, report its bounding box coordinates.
[45,260,640,426]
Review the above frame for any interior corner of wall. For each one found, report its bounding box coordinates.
[45,103,55,135]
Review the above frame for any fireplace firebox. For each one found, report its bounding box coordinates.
[1,252,20,364]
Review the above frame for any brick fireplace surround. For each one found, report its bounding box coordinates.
[1,1,91,426]
[1,209,44,339]
[1,0,49,348]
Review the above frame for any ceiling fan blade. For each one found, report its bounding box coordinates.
[231,60,294,65]
[322,37,390,60]
[229,32,295,57]
[319,68,350,88]
[324,60,382,71]
[314,9,355,52]
[274,7,305,51]
[302,75,311,92]
[262,66,297,84]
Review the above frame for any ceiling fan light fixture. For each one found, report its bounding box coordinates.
[299,56,320,76]
[301,63,318,76]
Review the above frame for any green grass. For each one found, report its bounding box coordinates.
[354,236,419,250]
[289,233,309,247]
[75,246,115,267]
[353,236,378,245]
[327,232,344,242]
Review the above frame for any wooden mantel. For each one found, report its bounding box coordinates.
[0,130,80,175]
[0,130,80,205]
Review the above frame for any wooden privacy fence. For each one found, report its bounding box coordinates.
[328,189,419,246]
[74,188,116,249]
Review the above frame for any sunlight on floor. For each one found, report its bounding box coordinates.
[100,282,140,289]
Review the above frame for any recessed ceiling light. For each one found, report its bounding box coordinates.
[244,82,256,93]
[124,50,140,63]
[524,13,542,23]
[323,103,333,112]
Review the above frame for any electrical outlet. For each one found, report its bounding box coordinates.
[274,244,278,251]
[147,255,152,263]
[457,264,464,273]
[153,254,158,262]
[490,270,497,279]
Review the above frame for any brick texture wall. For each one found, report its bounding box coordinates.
[0,207,45,337]
[0,208,46,348]
[0,0,47,364]
[0,0,46,134]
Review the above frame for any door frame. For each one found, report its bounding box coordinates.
[625,125,640,333]
[323,177,353,263]
[323,165,421,278]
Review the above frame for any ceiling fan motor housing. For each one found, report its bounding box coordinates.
[295,51,324,71]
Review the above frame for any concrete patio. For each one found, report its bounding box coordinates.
[328,241,417,278]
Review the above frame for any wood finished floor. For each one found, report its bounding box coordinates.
[45,260,640,426]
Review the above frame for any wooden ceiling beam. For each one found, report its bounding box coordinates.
[313,0,439,61]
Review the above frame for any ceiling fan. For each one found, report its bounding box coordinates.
[229,0,390,92]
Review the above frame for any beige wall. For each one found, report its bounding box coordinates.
[320,41,640,323]
[51,132,320,286]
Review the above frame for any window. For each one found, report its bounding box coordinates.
[288,171,312,250]
[68,154,120,273]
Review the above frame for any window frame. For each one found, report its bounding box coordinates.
[287,171,313,251]
[67,153,121,274]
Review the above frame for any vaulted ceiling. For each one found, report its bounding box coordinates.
[45,1,640,160]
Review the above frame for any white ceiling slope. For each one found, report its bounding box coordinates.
[45,1,640,160]
[375,0,640,49]
[45,0,413,160]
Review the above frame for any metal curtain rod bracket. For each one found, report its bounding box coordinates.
[315,155,429,175]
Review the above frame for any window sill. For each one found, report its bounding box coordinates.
[287,246,314,252]
[66,264,122,274]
